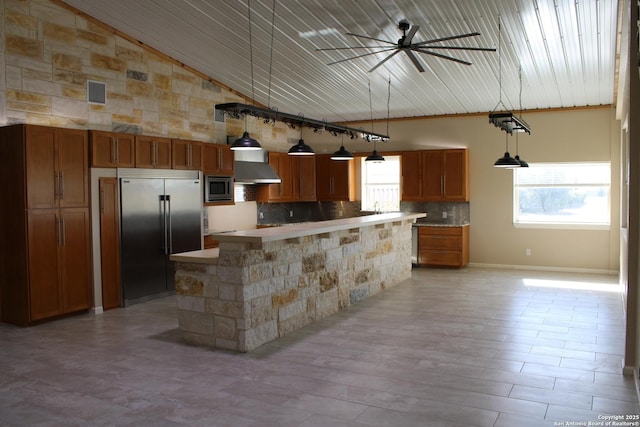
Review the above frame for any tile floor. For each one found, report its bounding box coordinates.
[1,267,639,426]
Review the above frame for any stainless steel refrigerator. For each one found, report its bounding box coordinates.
[119,170,202,305]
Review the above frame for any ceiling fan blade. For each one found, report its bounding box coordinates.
[414,32,481,46]
[345,33,396,45]
[327,47,397,66]
[369,50,401,72]
[404,50,425,72]
[412,48,472,65]
[402,25,420,46]
[417,45,496,52]
[316,45,399,51]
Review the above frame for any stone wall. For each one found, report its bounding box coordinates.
[174,219,414,352]
[1,0,298,148]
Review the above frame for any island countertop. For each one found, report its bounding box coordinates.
[209,212,426,244]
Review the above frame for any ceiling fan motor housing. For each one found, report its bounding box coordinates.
[398,19,410,32]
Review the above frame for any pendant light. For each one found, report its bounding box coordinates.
[365,79,385,162]
[331,134,353,160]
[288,126,315,155]
[494,133,521,167]
[231,0,262,151]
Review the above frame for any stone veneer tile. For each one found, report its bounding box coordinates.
[6,34,42,58]
[177,310,213,335]
[176,295,205,313]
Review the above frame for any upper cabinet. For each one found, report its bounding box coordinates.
[316,155,355,201]
[135,135,171,169]
[26,126,89,209]
[90,130,135,168]
[203,143,234,175]
[257,152,315,202]
[402,149,469,202]
[172,139,202,171]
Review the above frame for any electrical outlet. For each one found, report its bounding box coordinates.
[526,248,531,256]
[289,210,294,218]
[442,211,448,219]
[338,210,343,217]
[259,212,264,219]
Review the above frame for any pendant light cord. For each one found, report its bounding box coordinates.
[267,0,276,108]
[248,0,255,106]
[491,16,506,113]
[386,77,391,137]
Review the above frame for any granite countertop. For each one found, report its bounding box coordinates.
[211,212,426,244]
[170,248,219,264]
[413,221,470,227]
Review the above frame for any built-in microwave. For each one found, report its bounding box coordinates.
[205,175,233,203]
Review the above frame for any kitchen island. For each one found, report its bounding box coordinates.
[170,212,426,352]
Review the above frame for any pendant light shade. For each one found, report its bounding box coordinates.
[331,144,353,160]
[288,139,315,155]
[514,155,529,167]
[365,150,385,162]
[494,151,520,168]
[231,131,262,151]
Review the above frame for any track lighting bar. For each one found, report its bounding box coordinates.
[215,102,389,141]
[488,112,532,135]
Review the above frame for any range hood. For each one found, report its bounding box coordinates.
[233,149,281,184]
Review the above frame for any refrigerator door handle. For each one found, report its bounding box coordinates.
[161,194,169,255]
[166,194,173,254]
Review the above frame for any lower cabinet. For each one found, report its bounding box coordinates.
[22,208,92,323]
[418,226,469,268]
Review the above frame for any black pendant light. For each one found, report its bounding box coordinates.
[288,126,315,155]
[231,0,262,151]
[365,149,385,162]
[331,135,353,160]
[494,133,520,168]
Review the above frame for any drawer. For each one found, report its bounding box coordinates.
[419,250,462,267]
[419,235,461,250]
[418,226,462,236]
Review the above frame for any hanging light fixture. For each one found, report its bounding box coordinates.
[494,133,521,168]
[331,134,353,160]
[511,66,529,167]
[231,0,262,151]
[365,79,385,162]
[288,126,315,155]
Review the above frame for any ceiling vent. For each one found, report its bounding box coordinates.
[87,80,106,104]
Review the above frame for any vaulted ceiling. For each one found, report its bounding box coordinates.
[61,0,619,124]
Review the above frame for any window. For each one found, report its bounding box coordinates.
[513,162,610,228]
[361,155,400,212]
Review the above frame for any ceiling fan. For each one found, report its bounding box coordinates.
[317,19,496,72]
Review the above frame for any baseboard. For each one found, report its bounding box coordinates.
[624,365,640,408]
[91,306,104,315]
[467,262,618,276]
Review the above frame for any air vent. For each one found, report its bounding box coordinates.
[87,80,106,104]
[214,107,225,123]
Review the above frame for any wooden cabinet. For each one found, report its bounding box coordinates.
[257,153,316,202]
[135,135,171,168]
[172,139,202,170]
[99,178,121,310]
[402,149,469,202]
[203,143,234,175]
[316,155,355,201]
[418,226,469,268]
[0,124,92,325]
[90,130,135,168]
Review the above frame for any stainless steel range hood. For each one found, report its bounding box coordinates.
[233,149,281,184]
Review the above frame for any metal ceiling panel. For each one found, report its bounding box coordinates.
[61,0,619,122]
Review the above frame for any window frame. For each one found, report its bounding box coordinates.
[512,161,611,230]
[360,155,401,212]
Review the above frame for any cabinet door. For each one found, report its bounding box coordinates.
[315,155,332,200]
[90,131,135,168]
[443,149,469,201]
[59,208,92,313]
[271,152,292,201]
[27,209,62,321]
[203,143,233,175]
[136,136,171,168]
[26,126,57,209]
[330,159,354,200]
[57,128,89,209]
[294,156,316,201]
[422,151,445,201]
[172,140,203,170]
[401,152,422,201]
[99,178,121,310]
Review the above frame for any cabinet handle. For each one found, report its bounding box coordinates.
[442,176,446,194]
[152,141,157,166]
[54,171,59,199]
[56,215,62,246]
[114,137,119,164]
[59,171,64,200]
[61,216,66,246]
[110,138,115,164]
[100,187,105,213]
[218,148,222,170]
[189,144,193,167]
[186,144,191,168]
